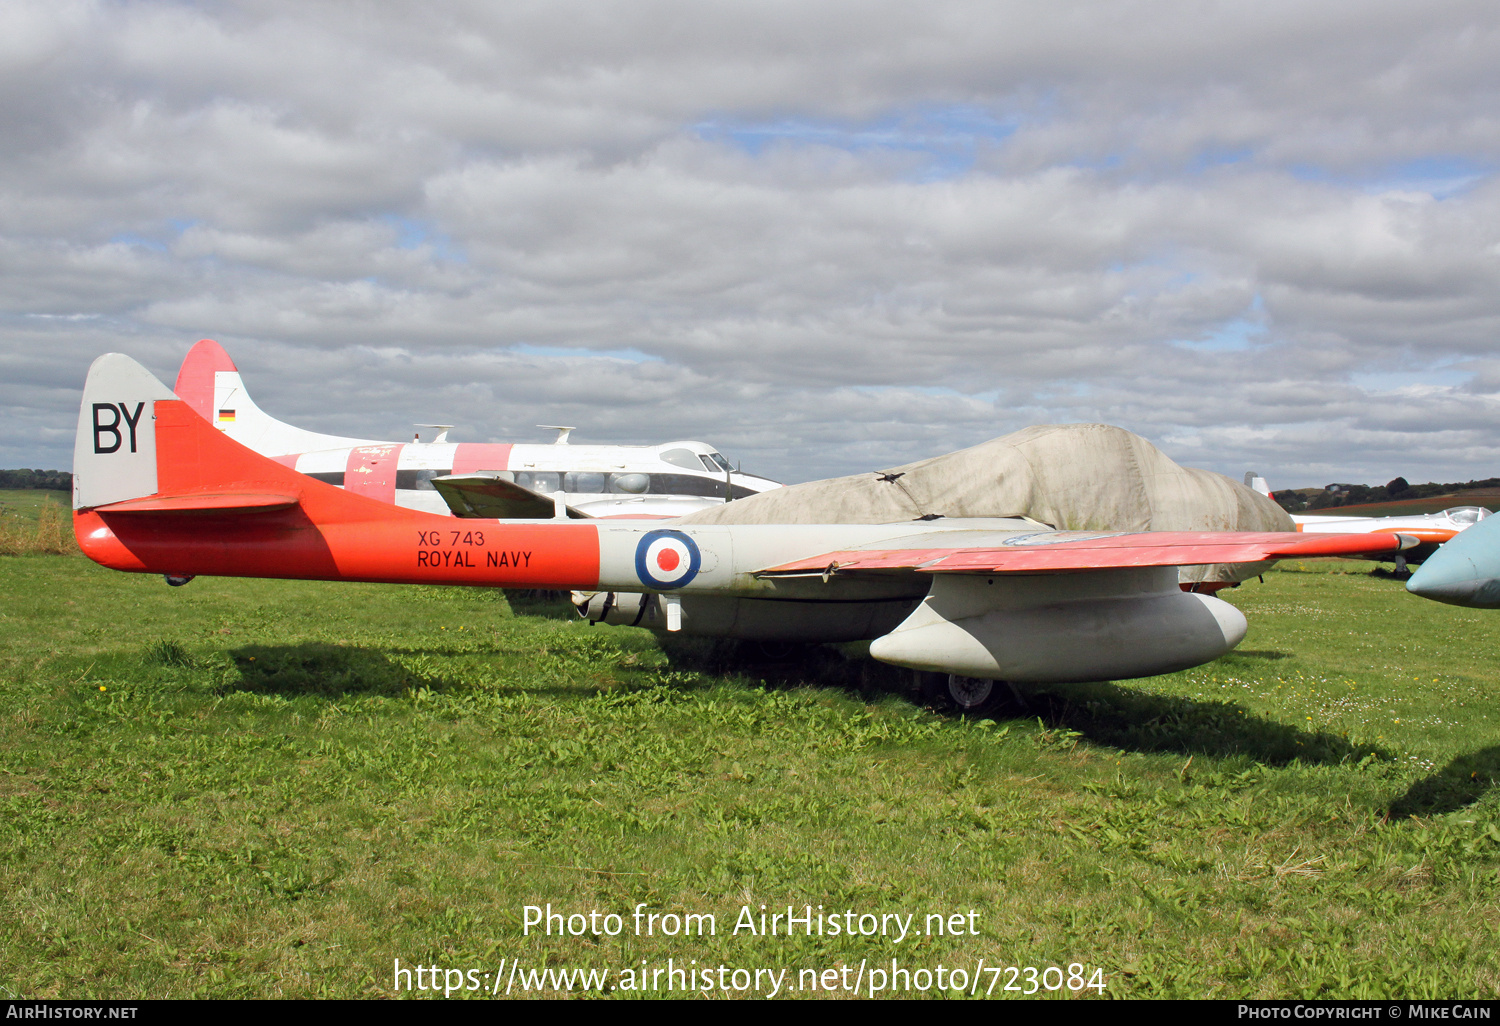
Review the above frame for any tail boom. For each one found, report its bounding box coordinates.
[75,395,602,589]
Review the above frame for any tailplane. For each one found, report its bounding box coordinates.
[173,338,381,457]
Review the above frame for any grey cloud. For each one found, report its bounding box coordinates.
[4,1,1500,487]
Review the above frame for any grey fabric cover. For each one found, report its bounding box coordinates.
[679,424,1292,583]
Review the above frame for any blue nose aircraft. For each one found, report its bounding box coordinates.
[1406,510,1500,607]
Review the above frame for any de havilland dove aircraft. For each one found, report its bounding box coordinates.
[75,352,1423,708]
[171,339,781,520]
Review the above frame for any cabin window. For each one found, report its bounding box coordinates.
[565,472,607,493]
[396,469,451,491]
[609,473,650,494]
[516,471,561,493]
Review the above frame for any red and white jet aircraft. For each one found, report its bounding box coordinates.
[74,353,1417,708]
[172,339,780,520]
[1244,472,1489,567]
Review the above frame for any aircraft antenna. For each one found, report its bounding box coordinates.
[539,425,575,444]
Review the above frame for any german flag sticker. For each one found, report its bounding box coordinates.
[218,409,236,422]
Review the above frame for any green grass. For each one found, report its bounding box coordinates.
[0,532,1497,999]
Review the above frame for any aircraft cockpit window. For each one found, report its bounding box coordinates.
[708,452,733,472]
[609,473,650,494]
[1447,507,1489,526]
[659,448,703,471]
[699,455,719,472]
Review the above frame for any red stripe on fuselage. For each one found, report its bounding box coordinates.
[452,442,512,474]
[75,400,601,590]
[345,443,403,504]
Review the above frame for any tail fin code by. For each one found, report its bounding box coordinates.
[73,354,177,510]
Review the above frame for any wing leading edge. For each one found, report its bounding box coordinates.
[758,529,1414,578]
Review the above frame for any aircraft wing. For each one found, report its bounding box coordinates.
[429,472,593,520]
[758,529,1415,577]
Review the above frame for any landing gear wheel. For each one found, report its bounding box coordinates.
[946,674,1000,715]
[920,671,1003,715]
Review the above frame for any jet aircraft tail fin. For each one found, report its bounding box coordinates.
[173,338,382,457]
[74,352,418,576]
[73,354,180,510]
[75,351,358,518]
[73,353,596,588]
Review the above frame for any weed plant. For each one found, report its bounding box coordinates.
[0,530,1495,999]
[0,490,75,556]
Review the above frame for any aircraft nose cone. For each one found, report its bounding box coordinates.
[1406,514,1500,608]
[1406,564,1486,605]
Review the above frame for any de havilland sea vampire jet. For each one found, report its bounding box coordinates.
[75,353,1421,707]
[1244,472,1488,567]
[171,339,781,520]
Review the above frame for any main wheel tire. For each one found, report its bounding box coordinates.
[920,671,1004,714]
[946,674,1000,714]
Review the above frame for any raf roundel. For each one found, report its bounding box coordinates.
[634,530,702,589]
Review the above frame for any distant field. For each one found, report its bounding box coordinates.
[0,523,1496,999]
[0,488,67,521]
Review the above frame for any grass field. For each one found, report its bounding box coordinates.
[0,489,72,556]
[0,494,1497,1000]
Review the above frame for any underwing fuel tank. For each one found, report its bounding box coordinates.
[868,568,1247,683]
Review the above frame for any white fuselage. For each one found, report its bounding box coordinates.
[287,440,779,518]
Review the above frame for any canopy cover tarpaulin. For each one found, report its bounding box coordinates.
[680,424,1293,583]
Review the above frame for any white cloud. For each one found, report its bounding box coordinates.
[4,0,1500,486]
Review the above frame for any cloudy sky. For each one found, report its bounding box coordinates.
[4,1,1500,487]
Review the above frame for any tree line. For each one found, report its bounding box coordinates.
[0,469,72,491]
[1275,476,1500,513]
